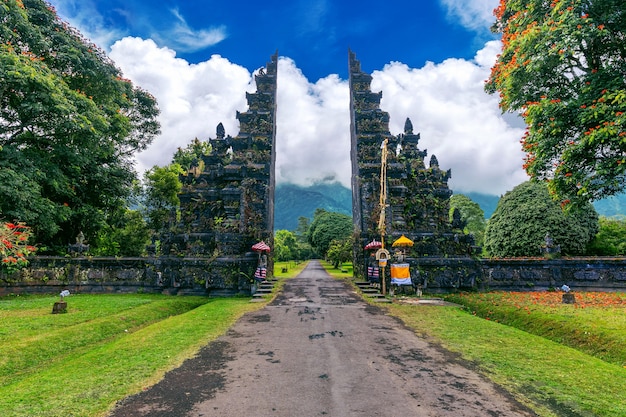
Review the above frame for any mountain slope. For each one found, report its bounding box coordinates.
[274,183,626,231]
[274,182,352,231]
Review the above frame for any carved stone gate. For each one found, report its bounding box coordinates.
[169,50,475,290]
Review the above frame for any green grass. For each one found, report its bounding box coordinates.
[386,298,626,417]
[0,294,264,417]
[320,260,353,279]
[273,260,308,279]
[445,291,626,367]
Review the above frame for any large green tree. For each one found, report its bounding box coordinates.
[586,217,626,255]
[449,194,487,247]
[143,164,183,234]
[486,0,626,206]
[274,229,298,261]
[0,0,159,252]
[308,209,353,257]
[484,181,599,257]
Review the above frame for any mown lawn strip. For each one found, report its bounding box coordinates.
[387,303,626,417]
[0,295,208,386]
[0,297,262,417]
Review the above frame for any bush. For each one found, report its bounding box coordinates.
[484,181,598,257]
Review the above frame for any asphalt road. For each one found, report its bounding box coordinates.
[109,260,537,417]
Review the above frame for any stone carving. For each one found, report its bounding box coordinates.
[165,53,278,263]
[348,50,474,280]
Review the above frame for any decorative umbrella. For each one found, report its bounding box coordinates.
[251,241,271,252]
[392,235,414,247]
[364,240,382,250]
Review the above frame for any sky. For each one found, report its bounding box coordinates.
[47,0,529,195]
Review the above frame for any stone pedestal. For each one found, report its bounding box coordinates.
[562,293,576,304]
[52,301,67,314]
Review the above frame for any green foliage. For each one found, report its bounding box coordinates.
[0,0,160,253]
[586,217,626,255]
[449,194,487,246]
[172,137,212,170]
[308,209,353,257]
[92,209,151,256]
[484,181,599,257]
[326,238,353,268]
[486,0,626,205]
[274,229,299,261]
[143,164,184,233]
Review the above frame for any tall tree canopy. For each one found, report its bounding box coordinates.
[308,209,353,257]
[484,181,599,257]
[486,0,626,206]
[449,194,487,247]
[0,0,160,252]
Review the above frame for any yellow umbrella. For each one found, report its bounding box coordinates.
[392,235,414,247]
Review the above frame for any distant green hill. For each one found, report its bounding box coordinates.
[274,184,626,231]
[461,191,626,219]
[274,182,352,231]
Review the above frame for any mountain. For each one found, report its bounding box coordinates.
[274,182,352,231]
[461,192,500,218]
[274,183,626,231]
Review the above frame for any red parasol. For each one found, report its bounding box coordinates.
[364,240,383,250]
[251,241,271,252]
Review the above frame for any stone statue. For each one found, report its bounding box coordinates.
[216,122,225,139]
[404,117,413,135]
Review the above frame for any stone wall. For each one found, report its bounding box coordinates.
[3,256,625,296]
[0,255,258,297]
[386,257,626,293]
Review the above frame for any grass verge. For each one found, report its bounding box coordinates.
[386,302,626,417]
[0,294,263,417]
[320,260,353,279]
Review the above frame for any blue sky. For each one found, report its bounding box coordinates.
[47,0,529,195]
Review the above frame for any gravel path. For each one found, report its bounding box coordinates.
[109,260,537,417]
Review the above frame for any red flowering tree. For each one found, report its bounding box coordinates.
[486,0,626,206]
[1,221,37,274]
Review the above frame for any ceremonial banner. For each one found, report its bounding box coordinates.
[390,263,411,285]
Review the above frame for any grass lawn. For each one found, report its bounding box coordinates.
[0,263,306,417]
[320,260,353,279]
[386,291,626,417]
[0,294,260,417]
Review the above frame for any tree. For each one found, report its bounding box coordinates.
[1,221,37,274]
[326,238,352,268]
[486,0,626,206]
[0,0,160,252]
[449,194,487,247]
[484,181,599,257]
[172,138,212,171]
[586,217,626,255]
[143,164,184,234]
[308,210,353,257]
[274,229,298,261]
[92,209,151,257]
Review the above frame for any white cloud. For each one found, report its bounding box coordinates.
[158,8,227,52]
[371,40,528,195]
[439,0,498,32]
[109,37,526,195]
[275,58,350,186]
[109,37,253,174]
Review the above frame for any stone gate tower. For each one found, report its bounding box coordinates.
[348,50,473,278]
[162,53,278,289]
